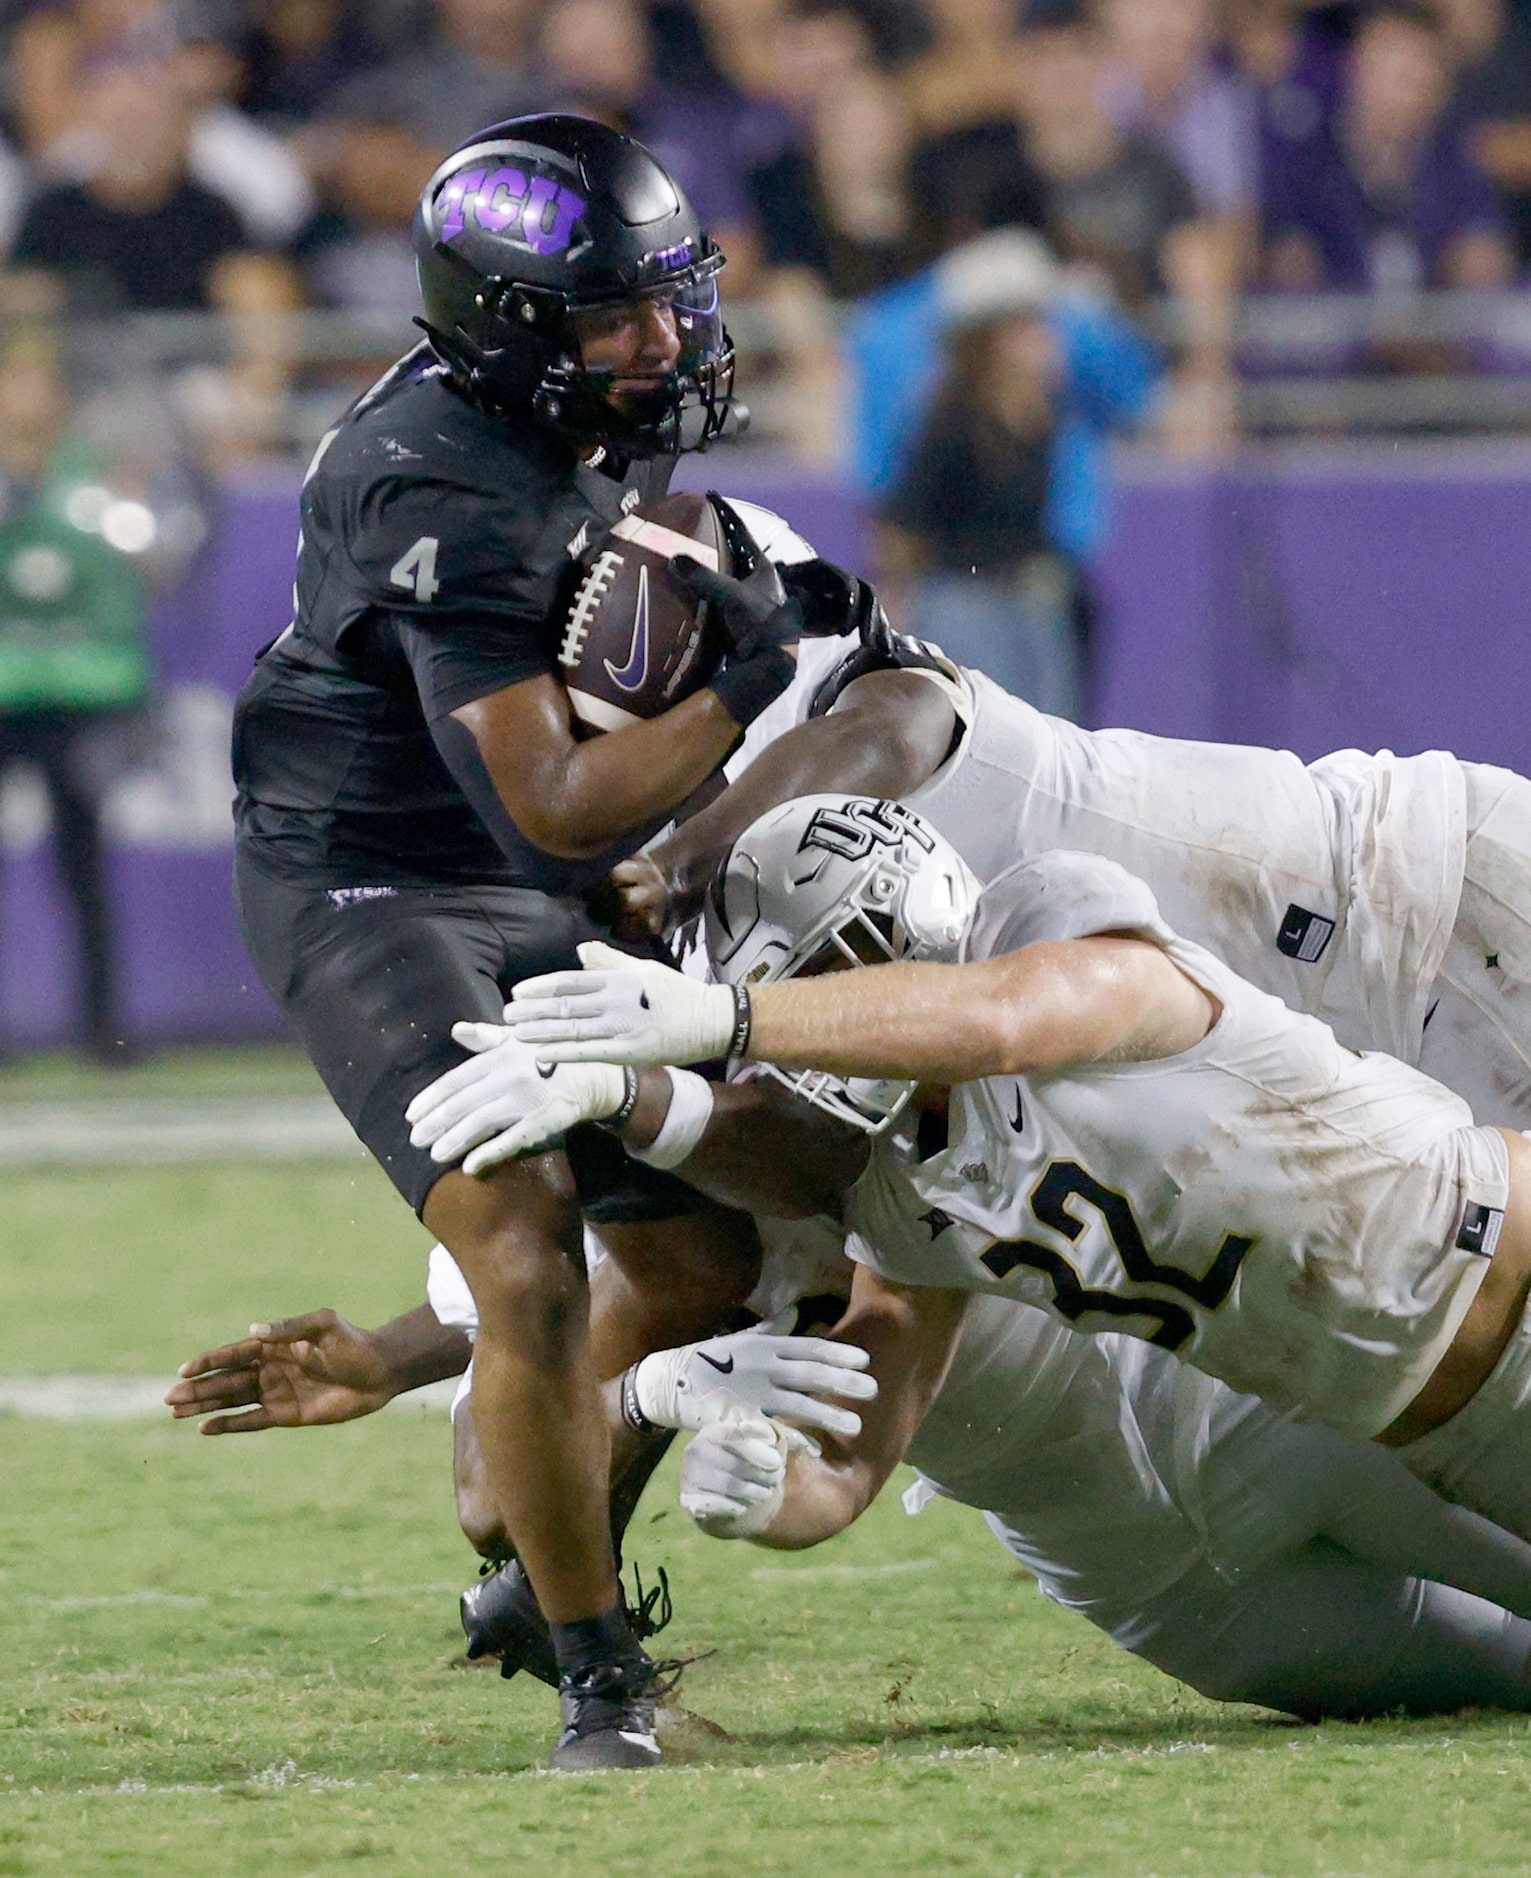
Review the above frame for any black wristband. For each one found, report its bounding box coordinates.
[709,645,795,729]
[596,1065,640,1133]
[620,1362,656,1433]
[729,983,753,1059]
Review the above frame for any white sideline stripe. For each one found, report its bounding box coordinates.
[0,1098,366,1166]
[27,1583,463,1611]
[0,1375,459,1421]
[748,1558,936,1584]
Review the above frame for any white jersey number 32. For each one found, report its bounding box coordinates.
[980,1160,1254,1352]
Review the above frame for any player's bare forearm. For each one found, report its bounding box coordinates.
[625,1077,868,1219]
[454,675,745,860]
[746,938,1217,1083]
[640,672,957,910]
[366,1303,473,1394]
[167,1303,469,1434]
[750,1272,967,1549]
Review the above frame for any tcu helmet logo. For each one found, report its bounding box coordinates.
[438,167,586,257]
[798,799,936,864]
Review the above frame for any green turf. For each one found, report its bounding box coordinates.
[0,1044,324,1104]
[0,1165,428,1374]
[5,1160,1531,1875]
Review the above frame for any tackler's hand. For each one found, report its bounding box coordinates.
[405,1023,628,1173]
[679,1408,818,1540]
[670,547,802,730]
[631,1327,877,1437]
[502,940,743,1068]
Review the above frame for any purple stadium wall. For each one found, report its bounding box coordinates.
[3,444,1527,1049]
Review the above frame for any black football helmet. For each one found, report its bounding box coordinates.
[413,114,742,457]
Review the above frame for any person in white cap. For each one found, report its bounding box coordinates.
[876,231,1084,716]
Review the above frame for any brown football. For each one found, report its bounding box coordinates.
[557,491,728,734]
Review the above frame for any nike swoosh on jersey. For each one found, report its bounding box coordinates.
[604,564,651,693]
[696,1351,735,1374]
[1010,1088,1025,1132]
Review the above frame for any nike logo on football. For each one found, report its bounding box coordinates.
[604,564,650,693]
[1010,1088,1025,1133]
[697,1351,735,1375]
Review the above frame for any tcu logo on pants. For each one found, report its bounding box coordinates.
[798,799,936,863]
[438,167,586,257]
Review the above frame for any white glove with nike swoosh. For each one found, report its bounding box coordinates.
[504,940,738,1068]
[680,1408,818,1539]
[404,1023,627,1174]
[633,1326,877,1436]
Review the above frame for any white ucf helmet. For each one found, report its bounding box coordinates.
[704,795,980,1132]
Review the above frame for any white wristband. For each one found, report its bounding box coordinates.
[627,1068,715,1170]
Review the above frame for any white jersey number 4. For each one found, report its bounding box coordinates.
[390,536,440,603]
[980,1160,1254,1352]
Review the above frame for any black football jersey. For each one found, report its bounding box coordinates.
[233,347,671,892]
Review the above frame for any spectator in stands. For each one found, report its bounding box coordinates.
[877,232,1081,715]
[851,229,1161,712]
[0,317,153,1060]
[1260,0,1514,293]
[10,59,292,312]
[291,0,543,312]
[750,0,916,299]
[1444,0,1531,267]
[10,0,314,248]
[240,0,386,130]
[535,0,762,272]
[904,0,1234,447]
[9,0,177,162]
[1100,0,1259,220]
[170,12,317,249]
[901,0,1023,140]
[675,0,788,99]
[308,0,543,162]
[745,0,921,459]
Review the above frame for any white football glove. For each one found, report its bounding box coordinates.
[503,940,736,1068]
[679,1408,818,1540]
[634,1327,876,1437]
[404,1024,627,1175]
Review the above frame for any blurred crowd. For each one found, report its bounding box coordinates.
[0,0,1521,464]
[0,0,1523,1044]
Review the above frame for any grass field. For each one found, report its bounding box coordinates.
[6,1116,1531,1875]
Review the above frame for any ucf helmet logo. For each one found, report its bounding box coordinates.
[798,799,936,864]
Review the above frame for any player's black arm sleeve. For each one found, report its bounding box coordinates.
[641,669,959,909]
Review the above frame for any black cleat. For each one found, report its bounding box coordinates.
[549,1658,664,1771]
[461,1559,559,1686]
[460,1559,674,1688]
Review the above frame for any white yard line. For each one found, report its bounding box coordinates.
[0,1374,457,1421]
[0,1098,364,1167]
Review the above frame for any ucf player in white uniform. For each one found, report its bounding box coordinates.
[170,1219,1531,1722]
[617,595,1531,1125]
[435,795,1531,1547]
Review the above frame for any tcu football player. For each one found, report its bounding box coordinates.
[418,796,1531,1549]
[228,113,899,1772]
